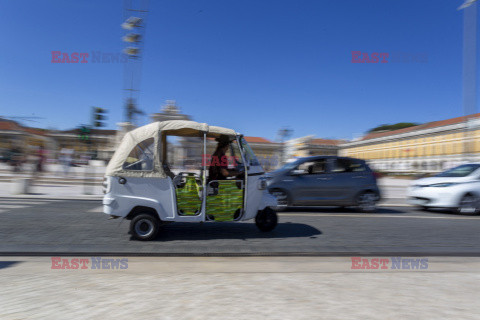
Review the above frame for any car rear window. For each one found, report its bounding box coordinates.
[297,159,328,174]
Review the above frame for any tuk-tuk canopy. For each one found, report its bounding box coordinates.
[105,120,237,178]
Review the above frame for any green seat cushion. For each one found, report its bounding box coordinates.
[176,175,201,216]
[206,180,243,221]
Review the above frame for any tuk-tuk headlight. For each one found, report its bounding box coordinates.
[102,177,111,194]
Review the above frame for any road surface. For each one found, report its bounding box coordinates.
[0,198,479,255]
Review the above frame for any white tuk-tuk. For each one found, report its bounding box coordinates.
[103,120,279,240]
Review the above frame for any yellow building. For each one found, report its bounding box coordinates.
[0,119,54,152]
[339,114,480,172]
[47,128,117,160]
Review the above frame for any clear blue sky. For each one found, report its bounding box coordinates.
[0,0,475,141]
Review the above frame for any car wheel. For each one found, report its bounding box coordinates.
[255,208,278,232]
[457,194,480,215]
[130,214,161,241]
[271,190,289,211]
[356,192,377,213]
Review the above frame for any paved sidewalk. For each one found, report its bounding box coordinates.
[0,162,106,176]
[0,182,103,200]
[1,257,479,319]
[0,163,104,199]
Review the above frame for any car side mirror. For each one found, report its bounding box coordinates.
[290,169,304,176]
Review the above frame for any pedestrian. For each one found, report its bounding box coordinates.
[9,145,23,173]
[59,148,72,176]
[36,145,46,173]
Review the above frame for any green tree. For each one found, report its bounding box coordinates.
[368,122,419,133]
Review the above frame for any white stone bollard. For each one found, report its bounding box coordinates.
[13,178,31,195]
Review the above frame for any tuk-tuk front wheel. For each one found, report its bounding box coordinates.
[130,214,160,241]
[255,208,278,232]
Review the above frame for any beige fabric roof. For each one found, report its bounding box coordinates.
[105,120,237,177]
[208,125,236,137]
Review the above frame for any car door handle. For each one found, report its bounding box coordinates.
[352,176,366,179]
[317,177,332,181]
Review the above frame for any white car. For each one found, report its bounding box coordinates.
[407,164,480,214]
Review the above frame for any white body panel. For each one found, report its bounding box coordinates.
[104,176,176,220]
[243,175,277,220]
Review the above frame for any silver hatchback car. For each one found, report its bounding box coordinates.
[266,156,381,212]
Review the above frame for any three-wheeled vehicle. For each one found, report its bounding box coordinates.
[103,120,279,240]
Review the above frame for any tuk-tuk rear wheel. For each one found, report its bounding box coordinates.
[255,208,278,232]
[130,214,160,241]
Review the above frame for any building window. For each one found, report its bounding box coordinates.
[446,142,453,155]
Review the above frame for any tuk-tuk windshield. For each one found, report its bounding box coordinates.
[122,138,155,171]
[240,137,260,166]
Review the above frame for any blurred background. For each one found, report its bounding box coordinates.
[0,0,479,187]
[1,101,479,178]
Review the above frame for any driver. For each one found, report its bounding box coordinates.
[208,135,240,181]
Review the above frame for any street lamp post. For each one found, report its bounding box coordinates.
[459,0,478,162]
[121,1,149,126]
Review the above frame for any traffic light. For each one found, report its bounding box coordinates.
[78,126,91,143]
[92,107,107,128]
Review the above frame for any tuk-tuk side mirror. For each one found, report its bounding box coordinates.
[290,169,304,176]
